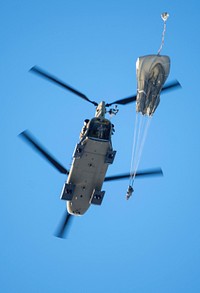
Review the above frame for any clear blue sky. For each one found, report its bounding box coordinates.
[1,1,200,292]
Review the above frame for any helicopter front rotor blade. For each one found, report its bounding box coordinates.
[106,80,181,107]
[104,168,163,182]
[19,130,69,175]
[105,94,137,107]
[30,66,98,106]
[54,210,73,239]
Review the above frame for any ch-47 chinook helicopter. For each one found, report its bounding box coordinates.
[19,65,181,238]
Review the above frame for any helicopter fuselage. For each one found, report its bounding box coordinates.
[19,65,179,237]
[60,114,116,216]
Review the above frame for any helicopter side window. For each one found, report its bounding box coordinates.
[87,119,111,141]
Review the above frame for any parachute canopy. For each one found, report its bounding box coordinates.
[136,54,170,116]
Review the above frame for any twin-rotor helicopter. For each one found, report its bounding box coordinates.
[20,65,180,238]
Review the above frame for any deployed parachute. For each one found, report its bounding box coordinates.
[136,13,170,117]
[136,54,170,116]
[127,13,171,198]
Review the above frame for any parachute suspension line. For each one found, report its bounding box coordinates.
[130,112,138,181]
[134,116,151,175]
[130,113,144,185]
[129,114,152,187]
[132,114,144,177]
[157,12,169,55]
[129,112,140,186]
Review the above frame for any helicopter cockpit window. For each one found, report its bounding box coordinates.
[87,118,111,141]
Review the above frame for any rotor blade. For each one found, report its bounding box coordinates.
[160,79,181,93]
[19,130,69,175]
[54,210,73,238]
[104,168,163,182]
[106,94,137,107]
[30,66,98,106]
[106,79,181,107]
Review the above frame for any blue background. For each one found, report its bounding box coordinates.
[1,1,200,292]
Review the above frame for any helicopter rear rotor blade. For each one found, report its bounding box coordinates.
[104,168,163,182]
[159,80,181,93]
[30,66,98,106]
[19,130,69,175]
[106,80,181,107]
[54,210,73,239]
